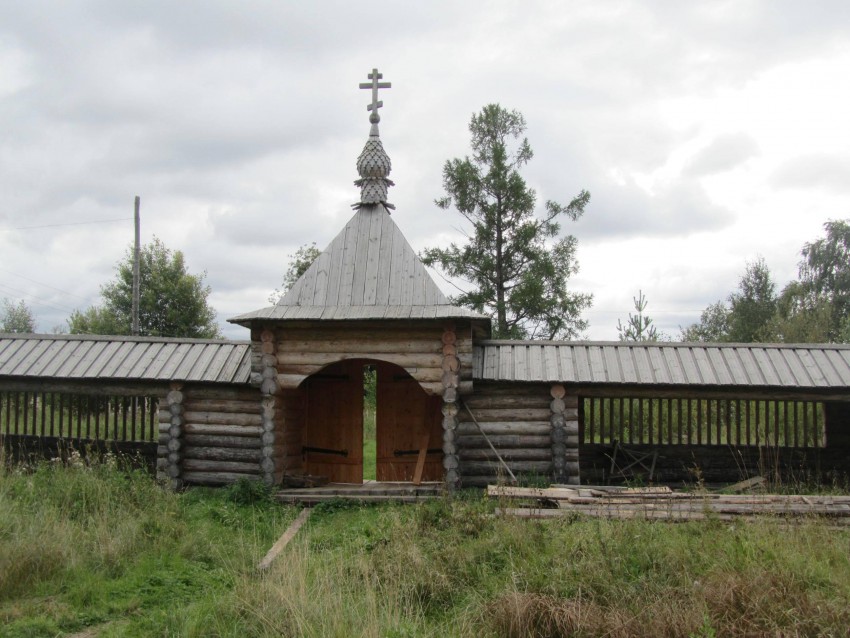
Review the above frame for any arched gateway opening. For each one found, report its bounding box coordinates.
[301,359,443,484]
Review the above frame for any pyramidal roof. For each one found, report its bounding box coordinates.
[229,69,487,326]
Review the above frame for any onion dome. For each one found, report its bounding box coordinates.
[354,68,395,211]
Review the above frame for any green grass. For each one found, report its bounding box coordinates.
[0,453,292,637]
[3,456,850,636]
[364,406,376,480]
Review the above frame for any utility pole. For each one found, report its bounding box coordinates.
[132,196,140,336]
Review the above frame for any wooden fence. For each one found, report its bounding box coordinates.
[581,397,825,448]
[1,390,159,443]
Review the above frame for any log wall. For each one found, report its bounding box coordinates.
[457,382,556,487]
[157,383,263,486]
[267,321,475,396]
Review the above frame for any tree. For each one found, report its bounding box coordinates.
[68,237,221,339]
[773,281,832,343]
[268,242,321,304]
[679,301,729,342]
[421,104,592,339]
[1,298,36,333]
[795,219,850,342]
[679,258,775,343]
[726,257,777,342]
[617,290,660,341]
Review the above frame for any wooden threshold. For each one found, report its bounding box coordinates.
[276,481,444,505]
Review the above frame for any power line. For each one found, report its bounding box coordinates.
[0,282,81,315]
[0,268,92,302]
[0,217,132,231]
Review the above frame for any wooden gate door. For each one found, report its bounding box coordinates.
[376,362,443,482]
[303,360,363,483]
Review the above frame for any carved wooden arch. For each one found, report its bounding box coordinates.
[281,354,442,396]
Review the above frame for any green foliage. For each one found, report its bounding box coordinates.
[680,257,776,343]
[775,219,850,343]
[269,241,321,304]
[223,477,273,505]
[68,237,221,338]
[0,457,290,637]
[727,257,777,342]
[683,222,850,344]
[3,462,850,636]
[1,298,36,333]
[617,289,660,341]
[421,104,592,339]
[680,301,729,342]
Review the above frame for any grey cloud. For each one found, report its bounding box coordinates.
[574,179,734,241]
[684,133,759,177]
[770,154,850,194]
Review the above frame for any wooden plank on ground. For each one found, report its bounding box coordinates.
[412,433,430,486]
[257,508,312,571]
[723,476,766,493]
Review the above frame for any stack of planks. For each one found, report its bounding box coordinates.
[489,485,850,524]
[158,384,263,485]
[458,383,553,487]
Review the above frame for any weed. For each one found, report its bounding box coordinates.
[224,476,273,505]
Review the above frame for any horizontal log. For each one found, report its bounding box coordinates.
[457,434,552,449]
[419,381,444,396]
[457,422,551,436]
[459,448,553,461]
[182,471,261,485]
[183,411,262,427]
[183,399,261,413]
[572,385,850,402]
[0,379,169,397]
[458,408,552,422]
[278,355,442,381]
[278,326,445,343]
[278,374,307,389]
[277,339,444,363]
[472,381,553,393]
[184,386,258,401]
[278,351,444,368]
[182,459,261,473]
[184,434,262,449]
[183,446,264,462]
[461,475,506,488]
[462,394,551,409]
[462,460,553,475]
[183,423,262,437]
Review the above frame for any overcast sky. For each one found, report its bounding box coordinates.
[2,1,849,341]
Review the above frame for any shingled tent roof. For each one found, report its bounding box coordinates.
[229,70,487,326]
[229,204,488,324]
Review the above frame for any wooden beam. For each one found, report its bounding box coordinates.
[257,508,313,571]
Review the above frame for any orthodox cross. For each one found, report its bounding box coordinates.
[359,68,391,123]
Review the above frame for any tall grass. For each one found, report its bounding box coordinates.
[3,459,850,636]
[0,453,290,637]
[174,498,850,637]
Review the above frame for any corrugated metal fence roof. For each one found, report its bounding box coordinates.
[5,335,850,390]
[473,341,850,389]
[0,334,252,384]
